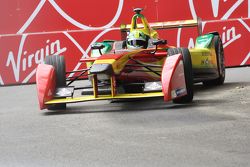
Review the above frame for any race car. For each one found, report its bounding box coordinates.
[36,8,225,110]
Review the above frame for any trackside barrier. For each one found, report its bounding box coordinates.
[0,1,249,85]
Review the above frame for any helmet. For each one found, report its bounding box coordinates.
[126,30,149,49]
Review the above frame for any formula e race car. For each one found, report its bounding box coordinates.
[36,8,225,110]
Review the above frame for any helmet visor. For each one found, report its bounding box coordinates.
[127,39,146,48]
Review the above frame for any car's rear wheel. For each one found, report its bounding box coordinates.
[168,48,194,103]
[45,55,66,110]
[203,35,225,86]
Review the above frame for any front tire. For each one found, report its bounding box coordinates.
[168,48,194,103]
[45,55,66,110]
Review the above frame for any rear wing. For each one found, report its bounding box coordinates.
[120,17,202,39]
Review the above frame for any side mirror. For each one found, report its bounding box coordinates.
[91,43,105,55]
[152,39,167,46]
[151,39,167,54]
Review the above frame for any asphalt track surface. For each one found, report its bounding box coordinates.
[0,68,250,167]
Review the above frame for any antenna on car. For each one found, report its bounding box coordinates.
[133,8,143,14]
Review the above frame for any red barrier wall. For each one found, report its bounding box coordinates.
[0,0,249,85]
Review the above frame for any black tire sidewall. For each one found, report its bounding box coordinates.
[203,35,225,86]
[44,55,66,110]
[45,55,66,88]
[214,35,225,82]
[168,48,194,103]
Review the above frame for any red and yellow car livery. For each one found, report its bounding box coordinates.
[36,8,225,110]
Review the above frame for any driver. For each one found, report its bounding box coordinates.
[126,30,149,49]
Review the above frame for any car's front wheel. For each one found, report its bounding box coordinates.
[168,48,194,103]
[45,55,66,110]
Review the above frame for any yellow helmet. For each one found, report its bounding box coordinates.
[126,30,149,49]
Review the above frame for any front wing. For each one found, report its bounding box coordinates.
[45,92,164,104]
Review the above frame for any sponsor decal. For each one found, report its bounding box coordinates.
[0,1,249,85]
[201,58,212,65]
[6,37,67,82]
[0,0,123,85]
[171,88,186,98]
[203,18,249,66]
[0,36,67,85]
[189,0,247,20]
[221,25,242,48]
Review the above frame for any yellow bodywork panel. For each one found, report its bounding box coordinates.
[45,92,164,104]
[189,48,217,69]
[92,50,141,74]
[94,59,116,64]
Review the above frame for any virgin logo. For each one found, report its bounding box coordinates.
[5,36,67,83]
[189,0,249,20]
[0,0,125,85]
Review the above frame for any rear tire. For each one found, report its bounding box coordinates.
[45,55,66,110]
[203,35,225,86]
[168,48,194,103]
